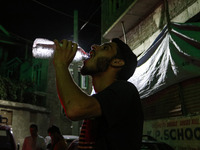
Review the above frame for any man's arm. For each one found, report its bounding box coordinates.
[53,39,101,120]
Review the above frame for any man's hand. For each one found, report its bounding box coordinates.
[53,39,78,67]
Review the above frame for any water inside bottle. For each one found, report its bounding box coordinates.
[32,38,89,62]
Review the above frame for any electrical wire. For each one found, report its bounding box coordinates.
[32,0,100,31]
[80,4,101,31]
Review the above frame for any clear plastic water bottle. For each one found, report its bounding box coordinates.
[32,38,89,62]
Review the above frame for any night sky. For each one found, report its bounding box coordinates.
[1,0,101,52]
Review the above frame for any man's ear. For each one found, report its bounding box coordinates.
[111,58,125,67]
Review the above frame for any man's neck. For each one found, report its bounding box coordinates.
[31,134,38,139]
[92,72,117,93]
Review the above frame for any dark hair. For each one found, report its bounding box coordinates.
[112,38,137,80]
[30,124,38,131]
[47,125,61,135]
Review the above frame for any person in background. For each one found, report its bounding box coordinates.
[53,38,144,150]
[47,125,68,150]
[22,124,46,150]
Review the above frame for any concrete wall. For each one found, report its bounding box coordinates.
[126,0,200,56]
[0,100,50,150]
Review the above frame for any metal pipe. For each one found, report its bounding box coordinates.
[121,21,127,44]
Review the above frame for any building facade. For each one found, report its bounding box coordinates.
[101,0,200,149]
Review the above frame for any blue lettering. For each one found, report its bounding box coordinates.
[164,129,169,140]
[170,129,176,140]
[177,128,184,140]
[185,128,193,140]
[155,130,160,138]
[194,127,200,140]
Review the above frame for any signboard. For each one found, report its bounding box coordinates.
[143,115,200,150]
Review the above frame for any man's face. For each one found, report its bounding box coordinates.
[30,127,37,137]
[49,132,59,145]
[81,42,118,75]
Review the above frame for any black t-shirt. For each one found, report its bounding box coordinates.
[79,80,144,150]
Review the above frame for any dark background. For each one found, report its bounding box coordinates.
[1,0,101,52]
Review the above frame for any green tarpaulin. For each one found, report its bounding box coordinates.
[129,22,200,99]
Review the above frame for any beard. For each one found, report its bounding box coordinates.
[81,57,112,75]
